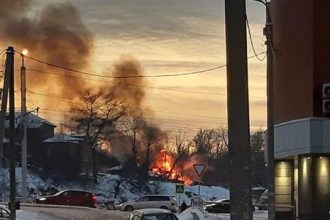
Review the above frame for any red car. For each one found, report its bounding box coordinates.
[35,190,97,208]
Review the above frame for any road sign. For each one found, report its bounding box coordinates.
[193,164,206,176]
[175,184,184,194]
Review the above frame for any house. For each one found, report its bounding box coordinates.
[3,113,56,168]
[42,135,83,177]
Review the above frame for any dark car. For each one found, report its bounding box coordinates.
[35,190,97,208]
[129,208,179,220]
[204,199,255,213]
[204,199,231,213]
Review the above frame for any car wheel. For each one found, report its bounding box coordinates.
[160,206,168,209]
[125,206,134,212]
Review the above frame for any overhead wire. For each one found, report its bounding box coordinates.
[24,51,265,79]
[246,15,266,61]
[25,68,266,99]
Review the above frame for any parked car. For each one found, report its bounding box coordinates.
[116,195,178,212]
[204,199,231,213]
[0,206,10,219]
[204,199,255,213]
[35,190,97,208]
[128,208,179,220]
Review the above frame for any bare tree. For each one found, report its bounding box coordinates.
[193,129,216,157]
[69,88,126,183]
[212,128,229,158]
[174,130,191,158]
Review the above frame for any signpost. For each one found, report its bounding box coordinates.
[175,184,184,205]
[176,184,185,194]
[193,164,206,196]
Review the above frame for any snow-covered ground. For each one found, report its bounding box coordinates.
[178,208,268,220]
[0,168,229,206]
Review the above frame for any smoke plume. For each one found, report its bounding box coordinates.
[0,0,93,98]
[0,1,185,175]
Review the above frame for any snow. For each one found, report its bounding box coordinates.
[0,167,229,209]
[43,135,83,144]
[178,208,268,220]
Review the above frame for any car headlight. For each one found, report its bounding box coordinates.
[39,198,46,201]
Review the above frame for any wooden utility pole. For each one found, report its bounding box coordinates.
[5,46,16,220]
[265,2,275,220]
[225,0,253,220]
[20,51,28,203]
[0,50,11,169]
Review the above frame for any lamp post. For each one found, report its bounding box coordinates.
[20,49,28,203]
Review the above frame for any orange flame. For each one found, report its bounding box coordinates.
[150,149,192,185]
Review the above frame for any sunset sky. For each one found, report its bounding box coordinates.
[2,0,267,136]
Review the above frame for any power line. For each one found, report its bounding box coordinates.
[25,68,266,99]
[25,68,228,96]
[246,15,266,61]
[25,52,266,79]
[29,103,267,125]
[26,90,76,103]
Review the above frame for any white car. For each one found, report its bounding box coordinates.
[116,195,178,212]
[0,206,10,219]
[128,208,179,220]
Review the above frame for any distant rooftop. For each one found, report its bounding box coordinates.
[43,135,83,144]
[5,112,56,129]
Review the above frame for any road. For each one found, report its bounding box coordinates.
[15,206,268,220]
[16,206,130,220]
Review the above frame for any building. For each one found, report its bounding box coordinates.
[3,113,56,167]
[272,0,330,219]
[43,135,84,177]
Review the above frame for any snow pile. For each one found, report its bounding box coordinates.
[0,168,229,207]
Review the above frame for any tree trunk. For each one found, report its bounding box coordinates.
[92,145,97,184]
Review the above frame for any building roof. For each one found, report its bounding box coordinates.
[43,135,83,144]
[6,112,56,129]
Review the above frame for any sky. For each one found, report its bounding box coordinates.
[6,0,268,136]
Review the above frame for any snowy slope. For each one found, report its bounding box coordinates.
[0,168,229,207]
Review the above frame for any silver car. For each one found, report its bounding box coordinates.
[0,206,10,219]
[128,208,179,220]
[116,195,178,212]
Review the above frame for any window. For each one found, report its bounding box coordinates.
[149,196,169,201]
[137,197,149,202]
[143,214,178,220]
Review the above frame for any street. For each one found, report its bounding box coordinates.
[14,206,268,220]
[16,206,130,220]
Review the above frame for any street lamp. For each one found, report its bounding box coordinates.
[20,49,28,203]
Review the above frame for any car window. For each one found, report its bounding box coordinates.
[143,214,178,220]
[149,196,169,201]
[137,197,148,202]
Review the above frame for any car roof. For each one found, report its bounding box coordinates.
[132,208,172,215]
[215,199,229,203]
[140,195,174,197]
[60,189,93,194]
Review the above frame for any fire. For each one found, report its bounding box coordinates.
[150,149,193,185]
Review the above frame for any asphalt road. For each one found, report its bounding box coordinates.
[16,206,130,220]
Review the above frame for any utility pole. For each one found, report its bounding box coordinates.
[265,2,275,220]
[20,49,28,203]
[0,50,11,169]
[225,0,252,220]
[6,46,16,220]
